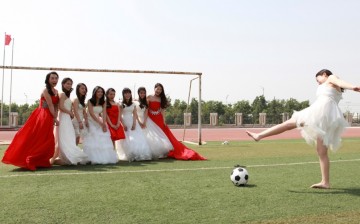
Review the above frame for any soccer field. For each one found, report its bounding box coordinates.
[1,139,360,224]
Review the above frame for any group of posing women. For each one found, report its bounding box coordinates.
[2,71,205,171]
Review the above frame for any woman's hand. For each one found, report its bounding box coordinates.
[102,123,107,132]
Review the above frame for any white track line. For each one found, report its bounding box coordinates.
[1,158,359,178]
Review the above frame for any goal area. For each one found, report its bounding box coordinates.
[1,65,203,145]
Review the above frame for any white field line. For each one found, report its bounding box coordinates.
[1,158,359,178]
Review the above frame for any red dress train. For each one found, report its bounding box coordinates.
[147,101,206,160]
[106,105,125,141]
[2,96,59,170]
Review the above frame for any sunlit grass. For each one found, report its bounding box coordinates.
[1,138,360,223]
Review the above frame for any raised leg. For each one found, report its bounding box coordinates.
[246,119,297,141]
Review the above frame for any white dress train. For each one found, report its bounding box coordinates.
[57,98,88,165]
[83,105,118,164]
[134,101,173,159]
[116,103,152,161]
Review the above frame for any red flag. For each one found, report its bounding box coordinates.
[5,34,12,45]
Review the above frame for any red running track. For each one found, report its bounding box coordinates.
[1,127,359,144]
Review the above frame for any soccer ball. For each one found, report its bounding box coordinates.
[230,167,249,186]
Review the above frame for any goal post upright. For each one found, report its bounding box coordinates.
[198,73,202,145]
[1,65,203,145]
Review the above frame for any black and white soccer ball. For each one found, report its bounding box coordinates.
[230,167,249,186]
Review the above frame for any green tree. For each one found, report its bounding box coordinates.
[266,98,284,124]
[251,95,267,123]
[233,100,252,124]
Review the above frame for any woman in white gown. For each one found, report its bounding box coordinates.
[54,78,88,165]
[83,86,118,164]
[116,88,152,162]
[135,87,173,159]
[72,83,89,145]
[246,69,360,189]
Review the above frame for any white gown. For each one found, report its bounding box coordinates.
[72,102,88,138]
[291,83,348,151]
[134,101,173,159]
[57,98,88,165]
[83,105,118,164]
[116,103,152,161]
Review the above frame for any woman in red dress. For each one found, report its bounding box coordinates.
[2,72,60,170]
[105,88,125,145]
[147,83,205,160]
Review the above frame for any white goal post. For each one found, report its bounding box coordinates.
[0,65,203,145]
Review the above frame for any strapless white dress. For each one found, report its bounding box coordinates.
[134,101,173,159]
[116,103,152,162]
[57,98,88,164]
[83,105,118,164]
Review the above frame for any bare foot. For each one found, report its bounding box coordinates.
[246,130,260,141]
[310,182,330,189]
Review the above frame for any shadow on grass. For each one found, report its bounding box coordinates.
[288,187,360,197]
[8,158,176,173]
[235,184,257,188]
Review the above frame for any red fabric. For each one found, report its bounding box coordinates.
[5,34,11,45]
[147,101,206,160]
[2,96,59,170]
[106,105,125,141]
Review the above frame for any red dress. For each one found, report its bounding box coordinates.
[2,95,59,170]
[147,101,206,160]
[106,104,125,141]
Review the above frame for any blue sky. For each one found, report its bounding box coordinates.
[1,0,360,112]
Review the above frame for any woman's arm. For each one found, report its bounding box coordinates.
[328,75,359,91]
[131,106,137,130]
[42,88,56,117]
[73,98,84,129]
[101,104,108,132]
[116,104,122,129]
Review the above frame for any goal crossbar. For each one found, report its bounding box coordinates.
[1,65,203,145]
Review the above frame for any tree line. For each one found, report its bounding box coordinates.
[165,95,309,125]
[0,95,309,126]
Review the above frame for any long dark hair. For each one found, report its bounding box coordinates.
[45,71,59,96]
[61,77,73,98]
[106,88,116,108]
[89,86,105,106]
[155,83,168,109]
[122,88,133,107]
[137,87,148,109]
[316,69,344,92]
[76,83,87,107]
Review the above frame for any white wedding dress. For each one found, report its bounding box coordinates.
[72,102,88,138]
[57,98,88,165]
[116,103,152,161]
[292,83,349,151]
[134,101,173,159]
[83,105,118,164]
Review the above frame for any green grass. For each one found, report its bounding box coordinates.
[1,139,360,224]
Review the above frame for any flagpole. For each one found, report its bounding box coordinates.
[1,32,6,127]
[9,38,14,127]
